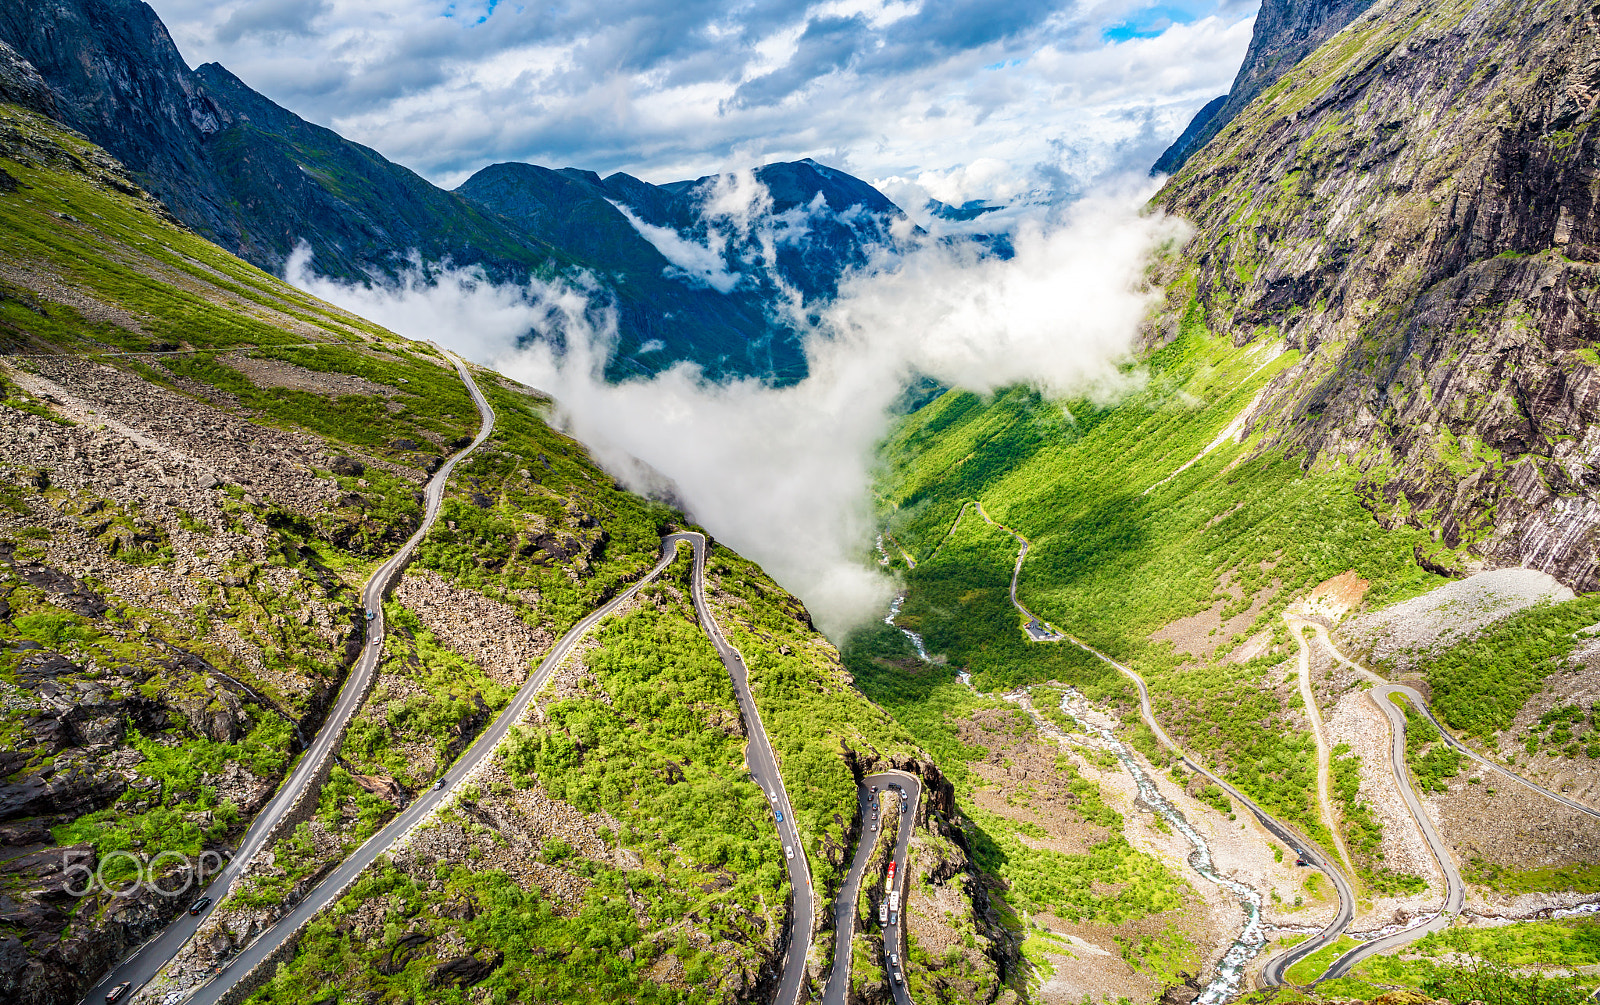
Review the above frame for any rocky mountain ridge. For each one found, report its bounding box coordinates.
[1154,0,1600,590]
[1153,0,1381,174]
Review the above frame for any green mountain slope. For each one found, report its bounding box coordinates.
[872,0,1600,921]
[0,100,935,1005]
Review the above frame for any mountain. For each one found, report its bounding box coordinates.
[873,0,1600,980]
[0,94,941,1005]
[0,0,913,385]
[457,157,912,313]
[1152,0,1379,175]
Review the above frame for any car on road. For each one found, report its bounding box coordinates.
[871,823,878,831]
[365,609,374,621]
[1295,857,1308,867]
[889,952,899,966]
[893,971,903,984]
[435,776,447,790]
[188,896,212,916]
[106,982,132,1003]
[774,809,784,822]
[785,846,794,860]
[871,785,878,792]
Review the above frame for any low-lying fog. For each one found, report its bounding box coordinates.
[287,176,1182,637]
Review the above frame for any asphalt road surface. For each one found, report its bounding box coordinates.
[81,349,494,1005]
[822,770,922,1005]
[677,532,815,1005]
[170,531,816,1005]
[1317,686,1465,980]
[175,534,686,1004]
[966,507,1357,989]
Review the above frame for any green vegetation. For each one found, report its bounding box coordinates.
[342,601,517,790]
[248,857,741,1005]
[1303,920,1600,1001]
[1396,697,1465,793]
[250,550,790,1004]
[1415,596,1600,740]
[872,318,1447,851]
[705,544,921,897]
[417,377,672,636]
[1330,742,1425,897]
[1465,858,1600,895]
[896,505,1127,696]
[846,621,1196,986]
[878,321,1439,684]
[502,550,786,902]
[161,344,475,450]
[1115,926,1199,987]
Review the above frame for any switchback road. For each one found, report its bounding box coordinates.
[956,504,1357,989]
[176,533,684,1004]
[1307,623,1600,822]
[83,349,495,1005]
[1316,685,1465,980]
[678,532,814,1005]
[175,531,816,1005]
[822,770,922,1005]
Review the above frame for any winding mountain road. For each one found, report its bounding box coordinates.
[956,503,1357,988]
[1308,623,1600,822]
[165,531,816,1005]
[678,532,815,1005]
[81,349,495,1005]
[1316,685,1465,980]
[823,771,922,1005]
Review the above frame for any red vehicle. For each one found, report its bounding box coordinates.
[885,861,896,887]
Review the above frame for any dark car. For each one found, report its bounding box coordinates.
[188,896,212,916]
[106,984,132,1003]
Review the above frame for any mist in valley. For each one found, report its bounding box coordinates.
[287,178,1183,637]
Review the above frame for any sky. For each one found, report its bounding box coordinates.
[142,0,1259,633]
[147,0,1258,210]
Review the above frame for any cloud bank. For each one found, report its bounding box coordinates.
[288,180,1183,636]
[149,0,1255,203]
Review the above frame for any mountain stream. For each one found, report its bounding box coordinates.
[882,587,1268,1002]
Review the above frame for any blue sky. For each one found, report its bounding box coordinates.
[148,0,1258,211]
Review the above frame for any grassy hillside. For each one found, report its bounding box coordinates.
[874,300,1448,843]
[0,98,944,1005]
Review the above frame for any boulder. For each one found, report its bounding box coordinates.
[329,455,365,477]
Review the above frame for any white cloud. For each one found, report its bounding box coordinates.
[286,178,1185,636]
[609,201,742,293]
[147,0,1256,200]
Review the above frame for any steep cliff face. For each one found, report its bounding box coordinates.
[1156,0,1600,588]
[1153,0,1379,174]
[0,0,237,240]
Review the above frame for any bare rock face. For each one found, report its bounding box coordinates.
[1153,0,1380,174]
[0,41,56,119]
[1157,0,1600,590]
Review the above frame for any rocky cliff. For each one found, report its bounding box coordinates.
[1153,0,1380,174]
[1154,0,1600,591]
